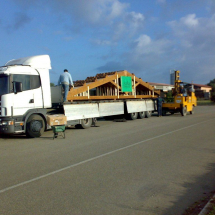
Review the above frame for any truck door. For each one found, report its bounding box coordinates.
[12,74,42,116]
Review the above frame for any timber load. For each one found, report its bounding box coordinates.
[67,70,159,101]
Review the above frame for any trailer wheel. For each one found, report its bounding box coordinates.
[145,111,152,118]
[128,112,138,120]
[79,118,92,129]
[26,114,45,138]
[190,106,194,114]
[138,112,145,119]
[181,107,187,116]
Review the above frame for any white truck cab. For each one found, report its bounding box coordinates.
[0,55,52,137]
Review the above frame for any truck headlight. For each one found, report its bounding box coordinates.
[2,121,14,126]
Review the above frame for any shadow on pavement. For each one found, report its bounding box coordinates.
[163,162,215,215]
[0,134,27,139]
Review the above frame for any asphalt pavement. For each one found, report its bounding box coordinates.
[0,106,215,215]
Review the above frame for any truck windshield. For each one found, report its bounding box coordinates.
[0,75,9,96]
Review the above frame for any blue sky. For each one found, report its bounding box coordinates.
[0,0,215,85]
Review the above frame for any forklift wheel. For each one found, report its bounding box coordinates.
[181,107,187,116]
[190,106,194,114]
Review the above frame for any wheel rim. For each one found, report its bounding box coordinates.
[31,121,42,132]
[182,107,187,116]
[146,111,152,117]
[83,119,89,124]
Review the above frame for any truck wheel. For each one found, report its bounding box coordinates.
[26,114,45,138]
[128,112,138,120]
[79,118,92,129]
[138,112,145,119]
[181,107,187,116]
[145,111,152,118]
[190,106,194,114]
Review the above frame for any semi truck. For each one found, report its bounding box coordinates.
[0,55,159,138]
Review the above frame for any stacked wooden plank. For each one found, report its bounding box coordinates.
[68,70,159,101]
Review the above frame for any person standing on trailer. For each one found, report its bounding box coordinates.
[58,69,74,102]
[156,95,164,117]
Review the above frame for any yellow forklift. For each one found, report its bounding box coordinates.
[162,70,197,116]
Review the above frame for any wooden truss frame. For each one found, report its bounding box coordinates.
[67,70,159,101]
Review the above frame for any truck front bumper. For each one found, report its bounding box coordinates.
[0,118,15,134]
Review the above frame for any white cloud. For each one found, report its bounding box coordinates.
[169,13,215,48]
[49,0,145,41]
[181,14,199,27]
[125,12,145,34]
[9,0,145,44]
[108,11,145,41]
[109,0,128,19]
[134,34,171,55]
[168,14,199,32]
[136,34,151,48]
[166,13,215,83]
[49,0,129,26]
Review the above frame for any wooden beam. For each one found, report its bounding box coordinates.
[68,73,118,98]
[125,72,154,91]
[110,81,121,89]
[135,82,140,88]
[68,95,157,101]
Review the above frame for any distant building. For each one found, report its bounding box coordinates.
[170,71,175,85]
[193,84,212,93]
[192,83,212,99]
[148,82,174,92]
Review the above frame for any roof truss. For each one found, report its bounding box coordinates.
[67,70,159,101]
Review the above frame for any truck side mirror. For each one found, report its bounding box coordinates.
[13,82,23,94]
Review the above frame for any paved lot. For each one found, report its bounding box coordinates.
[0,106,215,215]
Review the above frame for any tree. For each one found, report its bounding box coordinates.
[164,91,174,102]
[50,83,55,87]
[207,79,215,102]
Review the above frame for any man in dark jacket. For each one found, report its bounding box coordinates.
[156,95,164,117]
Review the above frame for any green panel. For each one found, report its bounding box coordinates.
[52,125,66,132]
[121,76,132,92]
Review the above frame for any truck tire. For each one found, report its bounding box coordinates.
[138,112,145,119]
[145,111,152,118]
[181,106,187,116]
[128,112,138,120]
[26,114,45,138]
[78,118,92,129]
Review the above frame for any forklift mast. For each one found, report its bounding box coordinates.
[173,70,181,95]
